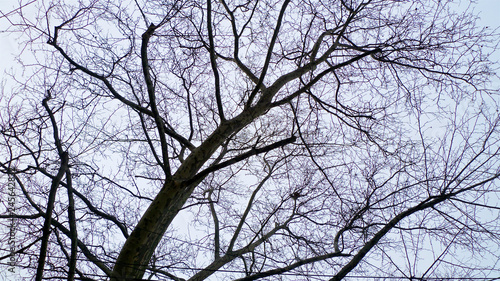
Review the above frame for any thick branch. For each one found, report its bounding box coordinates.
[36,95,71,281]
[246,0,291,106]
[65,168,78,281]
[141,23,172,177]
[34,151,68,281]
[207,0,225,121]
[330,173,500,281]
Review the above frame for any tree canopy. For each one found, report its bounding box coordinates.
[1,0,500,280]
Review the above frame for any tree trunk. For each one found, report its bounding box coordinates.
[112,103,269,280]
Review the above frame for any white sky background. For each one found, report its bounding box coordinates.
[0,0,499,280]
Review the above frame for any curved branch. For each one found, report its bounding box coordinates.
[235,251,350,281]
[330,173,500,281]
[141,23,172,177]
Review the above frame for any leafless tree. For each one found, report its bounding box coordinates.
[1,0,499,280]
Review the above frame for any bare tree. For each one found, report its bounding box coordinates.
[1,0,499,280]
